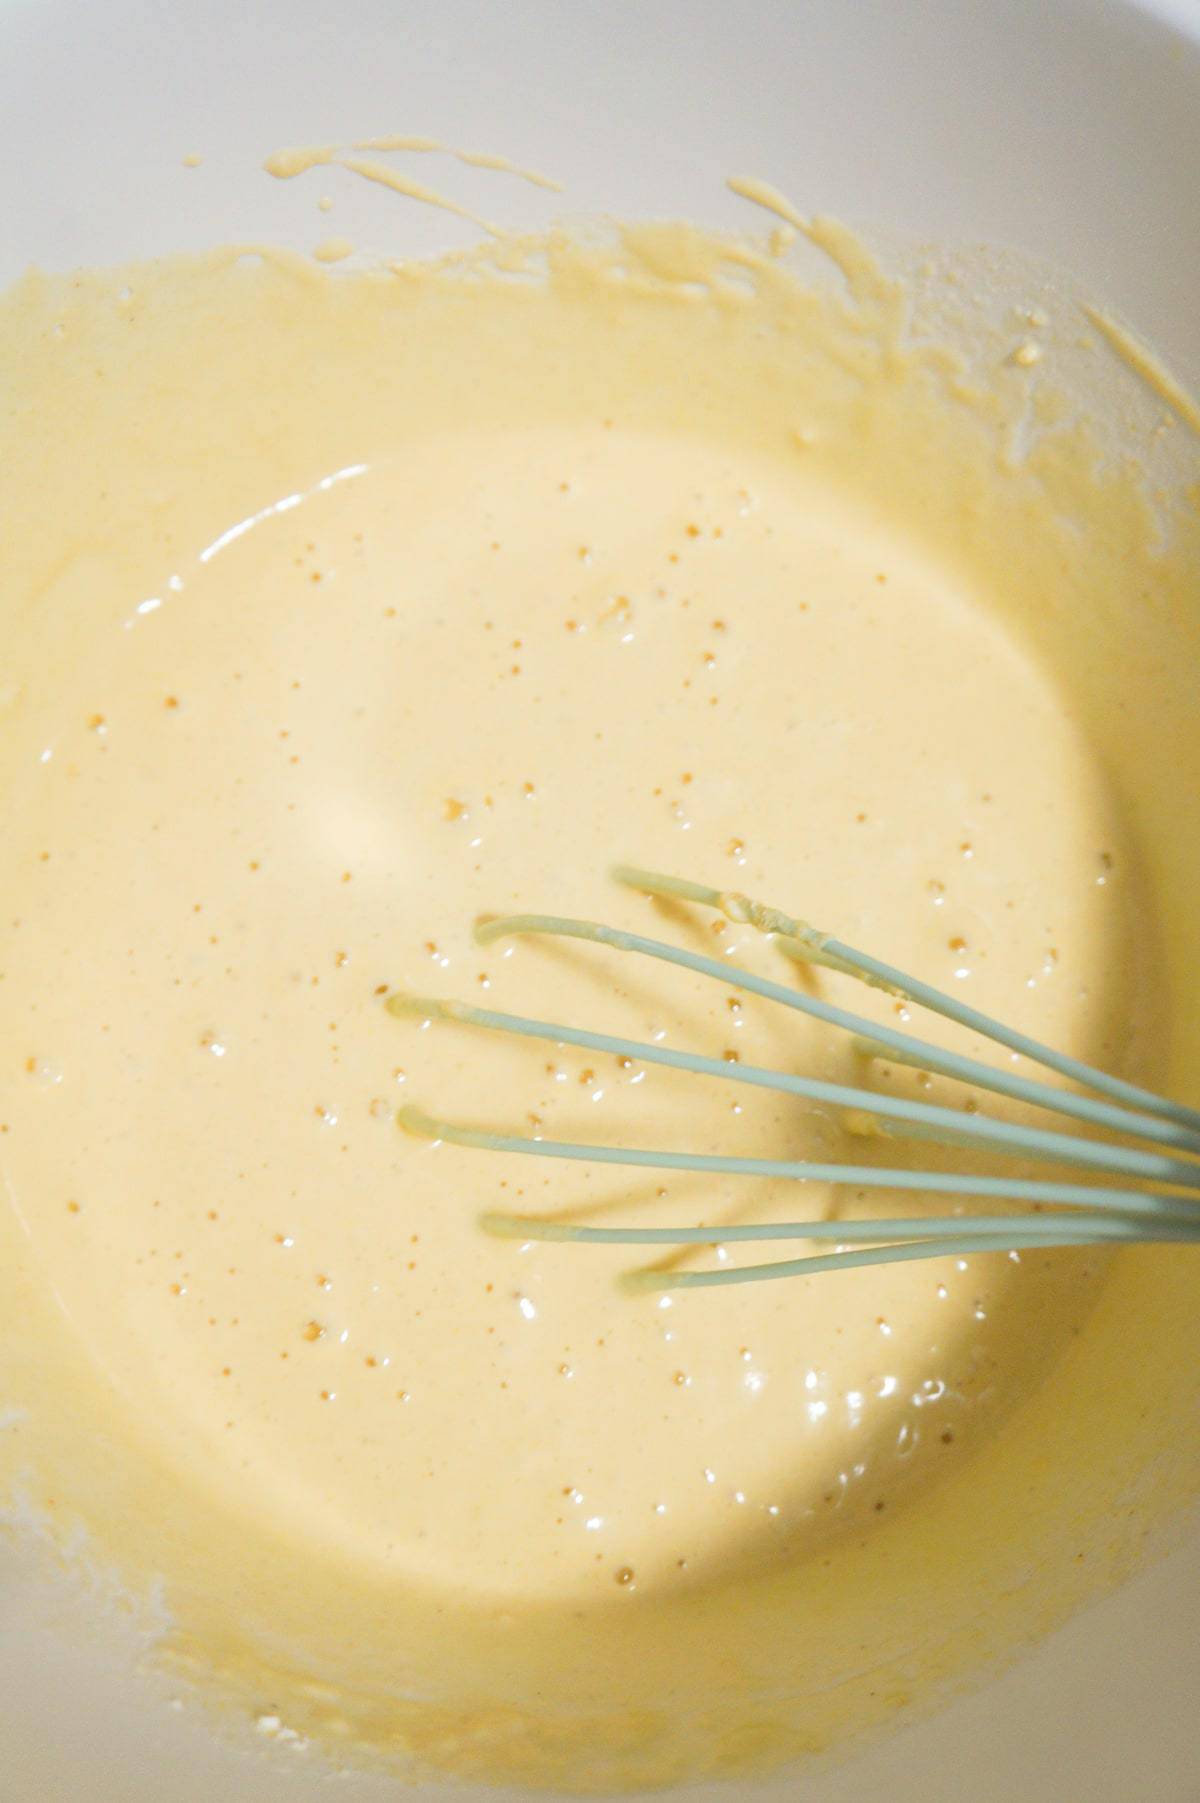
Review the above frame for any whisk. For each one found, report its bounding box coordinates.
[387,864,1200,1291]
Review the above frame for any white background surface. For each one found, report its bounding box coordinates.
[0,3,1198,1799]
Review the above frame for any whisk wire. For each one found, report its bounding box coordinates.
[396,1101,1200,1219]
[389,994,1200,1193]
[613,863,1200,1141]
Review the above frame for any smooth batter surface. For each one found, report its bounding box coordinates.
[1,208,1198,1788]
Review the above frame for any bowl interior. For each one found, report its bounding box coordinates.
[0,2,1198,1799]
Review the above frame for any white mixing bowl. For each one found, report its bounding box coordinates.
[0,3,1197,1798]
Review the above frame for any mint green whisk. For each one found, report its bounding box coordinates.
[387,865,1200,1291]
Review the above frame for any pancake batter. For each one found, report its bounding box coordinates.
[0,203,1197,1786]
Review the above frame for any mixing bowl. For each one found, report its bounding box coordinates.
[0,2,1197,1798]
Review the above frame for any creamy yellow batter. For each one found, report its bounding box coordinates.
[1,199,1198,1789]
